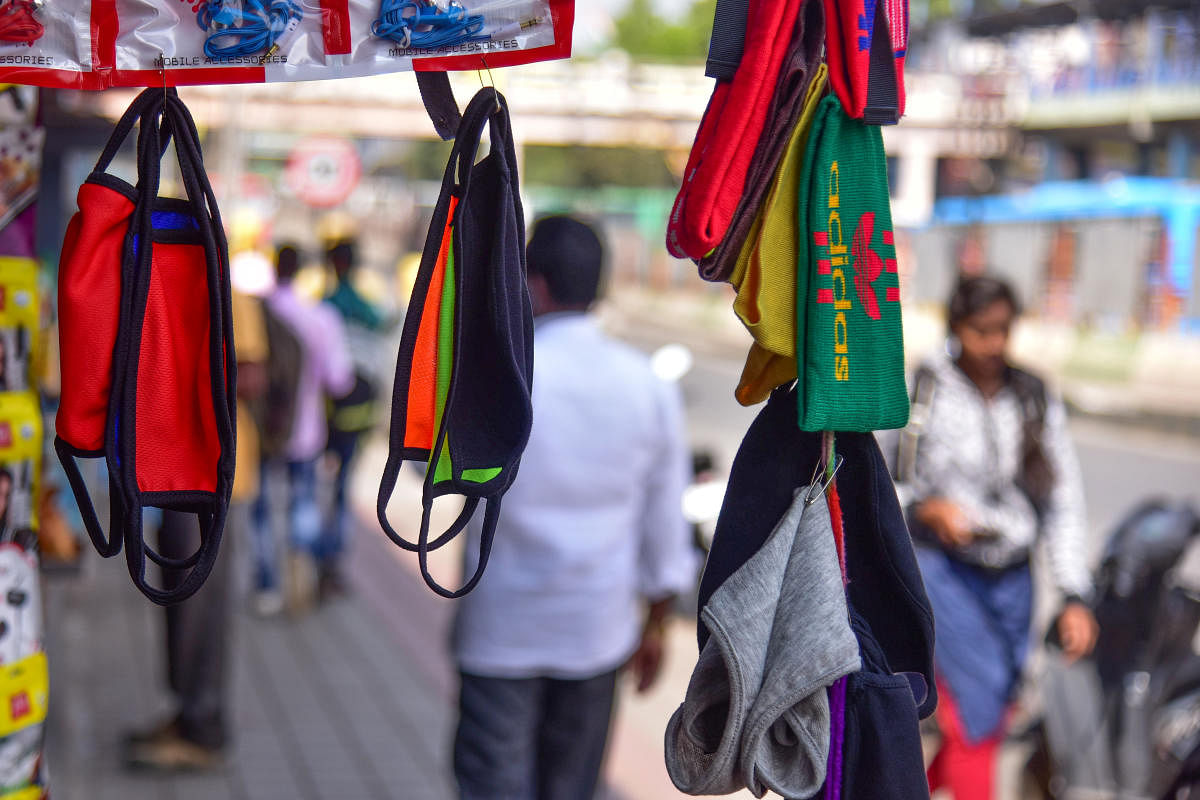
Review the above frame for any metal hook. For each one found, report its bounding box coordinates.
[478,55,500,112]
[158,52,169,104]
[804,454,844,507]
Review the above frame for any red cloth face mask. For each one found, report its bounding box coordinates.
[55,88,236,605]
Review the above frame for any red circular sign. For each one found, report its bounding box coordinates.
[285,136,362,208]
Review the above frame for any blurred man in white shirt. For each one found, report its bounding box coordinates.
[452,216,697,800]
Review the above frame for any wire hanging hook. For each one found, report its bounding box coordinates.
[478,55,500,112]
[158,52,169,105]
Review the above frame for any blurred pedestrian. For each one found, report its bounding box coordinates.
[319,238,386,599]
[324,238,385,331]
[451,216,698,800]
[895,276,1100,800]
[252,245,352,615]
[124,288,268,770]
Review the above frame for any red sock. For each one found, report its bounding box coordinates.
[666,0,806,260]
[823,0,909,123]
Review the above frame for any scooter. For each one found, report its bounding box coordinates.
[1023,499,1200,799]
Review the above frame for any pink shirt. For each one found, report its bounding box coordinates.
[266,284,354,461]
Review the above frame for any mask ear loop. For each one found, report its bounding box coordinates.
[414,411,499,599]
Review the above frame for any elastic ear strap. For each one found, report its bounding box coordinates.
[142,535,204,569]
[376,451,411,548]
[93,88,174,174]
[123,504,226,605]
[451,89,508,192]
[377,454,479,554]
[54,437,122,558]
[416,495,501,599]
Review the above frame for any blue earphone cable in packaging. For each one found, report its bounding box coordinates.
[195,0,304,61]
[372,0,489,50]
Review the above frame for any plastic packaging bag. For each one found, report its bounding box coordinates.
[0,0,572,88]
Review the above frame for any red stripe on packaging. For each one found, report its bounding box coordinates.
[320,0,353,55]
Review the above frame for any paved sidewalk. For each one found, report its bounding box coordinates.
[42,515,458,800]
[38,446,694,800]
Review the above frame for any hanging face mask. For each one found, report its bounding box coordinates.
[377,87,534,599]
[55,88,237,605]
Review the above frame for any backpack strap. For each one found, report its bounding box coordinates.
[894,364,936,485]
[1008,366,1055,520]
[1008,367,1048,432]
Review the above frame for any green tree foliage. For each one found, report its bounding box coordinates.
[524,144,676,189]
[612,0,717,63]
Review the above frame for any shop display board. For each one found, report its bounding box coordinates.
[0,0,573,89]
[0,390,46,800]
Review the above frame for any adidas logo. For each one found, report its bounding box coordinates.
[813,161,899,381]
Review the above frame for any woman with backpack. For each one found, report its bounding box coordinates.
[896,276,1100,800]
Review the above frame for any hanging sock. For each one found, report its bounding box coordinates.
[727,64,828,407]
[698,0,825,283]
[823,0,909,124]
[795,95,909,432]
[666,0,807,261]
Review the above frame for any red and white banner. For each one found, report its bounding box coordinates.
[0,0,574,89]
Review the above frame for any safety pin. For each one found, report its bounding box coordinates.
[478,54,500,112]
[804,454,844,506]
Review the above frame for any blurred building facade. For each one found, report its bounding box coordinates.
[900,0,1200,330]
[36,4,1200,330]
